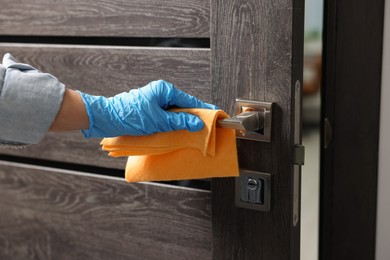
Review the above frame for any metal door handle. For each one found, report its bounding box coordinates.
[218,99,273,142]
[218,111,264,132]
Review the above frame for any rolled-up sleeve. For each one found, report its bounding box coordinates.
[0,53,65,145]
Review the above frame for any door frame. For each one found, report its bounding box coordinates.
[320,0,385,259]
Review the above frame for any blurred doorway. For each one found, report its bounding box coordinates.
[301,0,323,259]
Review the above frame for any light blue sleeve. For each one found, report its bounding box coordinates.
[0,53,65,145]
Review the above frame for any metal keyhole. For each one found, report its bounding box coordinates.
[247,178,258,190]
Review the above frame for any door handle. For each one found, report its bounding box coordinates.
[218,99,273,142]
[218,111,264,132]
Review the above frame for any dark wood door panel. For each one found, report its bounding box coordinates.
[0,161,212,260]
[0,132,127,170]
[210,0,304,259]
[0,0,210,38]
[0,44,211,101]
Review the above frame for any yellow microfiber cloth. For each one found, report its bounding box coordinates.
[100,108,239,182]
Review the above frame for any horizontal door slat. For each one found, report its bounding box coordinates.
[0,161,212,260]
[1,132,128,170]
[0,44,210,167]
[0,44,211,99]
[0,0,210,38]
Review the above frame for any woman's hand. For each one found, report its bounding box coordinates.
[76,80,218,138]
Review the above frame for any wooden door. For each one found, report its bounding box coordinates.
[211,0,304,259]
[0,0,304,259]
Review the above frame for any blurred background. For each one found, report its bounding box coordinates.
[301,0,323,259]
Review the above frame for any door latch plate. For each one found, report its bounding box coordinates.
[293,144,305,165]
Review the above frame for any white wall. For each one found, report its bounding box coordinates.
[376,1,390,259]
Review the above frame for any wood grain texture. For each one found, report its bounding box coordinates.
[0,44,210,168]
[210,0,304,259]
[320,0,384,259]
[0,44,211,100]
[0,0,210,38]
[0,161,212,260]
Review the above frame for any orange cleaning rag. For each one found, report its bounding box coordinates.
[100,108,239,182]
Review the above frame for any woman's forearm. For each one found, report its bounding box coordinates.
[49,89,90,132]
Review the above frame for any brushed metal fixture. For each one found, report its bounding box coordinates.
[218,99,273,142]
[236,169,271,212]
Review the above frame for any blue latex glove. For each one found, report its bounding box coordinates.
[78,80,218,138]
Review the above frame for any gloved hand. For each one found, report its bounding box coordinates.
[78,80,218,138]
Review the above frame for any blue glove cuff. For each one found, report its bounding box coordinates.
[77,91,95,138]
